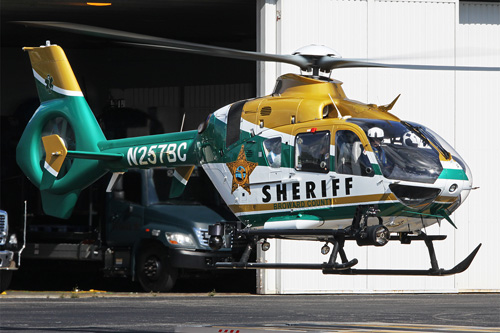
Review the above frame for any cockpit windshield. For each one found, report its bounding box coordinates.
[405,120,472,183]
[347,119,443,183]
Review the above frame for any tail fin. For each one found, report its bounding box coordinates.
[23,41,84,103]
[169,166,195,198]
[17,42,108,218]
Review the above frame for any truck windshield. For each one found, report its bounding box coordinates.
[347,119,443,183]
[150,168,220,206]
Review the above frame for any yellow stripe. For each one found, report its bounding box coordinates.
[174,166,195,183]
[229,193,397,214]
[436,195,459,203]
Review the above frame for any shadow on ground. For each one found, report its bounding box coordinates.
[9,259,256,293]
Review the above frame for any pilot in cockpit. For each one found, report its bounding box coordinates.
[368,127,391,171]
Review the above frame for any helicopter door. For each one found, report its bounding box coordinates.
[293,129,331,175]
[334,129,374,177]
[262,136,283,182]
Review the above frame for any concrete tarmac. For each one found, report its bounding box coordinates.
[1,292,499,332]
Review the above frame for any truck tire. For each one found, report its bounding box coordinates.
[136,244,178,292]
[0,270,13,293]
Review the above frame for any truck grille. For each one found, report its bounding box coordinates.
[194,228,209,247]
[0,211,7,246]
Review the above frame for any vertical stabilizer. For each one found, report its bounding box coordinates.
[23,42,84,103]
[17,43,107,219]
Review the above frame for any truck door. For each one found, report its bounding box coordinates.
[107,171,145,246]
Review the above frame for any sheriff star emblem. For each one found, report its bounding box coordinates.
[226,145,257,194]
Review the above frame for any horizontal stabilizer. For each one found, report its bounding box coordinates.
[42,134,68,177]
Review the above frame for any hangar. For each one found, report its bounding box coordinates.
[1,0,499,293]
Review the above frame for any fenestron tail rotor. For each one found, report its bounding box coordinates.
[16,21,500,75]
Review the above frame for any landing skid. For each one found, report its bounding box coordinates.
[214,226,481,276]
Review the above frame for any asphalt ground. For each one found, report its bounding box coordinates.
[1,292,499,332]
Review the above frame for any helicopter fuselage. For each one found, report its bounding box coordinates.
[196,74,472,233]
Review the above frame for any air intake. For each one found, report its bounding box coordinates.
[389,184,440,209]
[260,106,272,116]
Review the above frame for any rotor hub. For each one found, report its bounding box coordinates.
[293,44,341,58]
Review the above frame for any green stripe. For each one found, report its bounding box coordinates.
[239,201,454,227]
[372,164,383,175]
[438,168,468,181]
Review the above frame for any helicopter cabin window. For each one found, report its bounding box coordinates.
[336,130,373,177]
[263,137,282,168]
[295,130,330,173]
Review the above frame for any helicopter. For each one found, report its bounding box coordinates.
[15,21,499,277]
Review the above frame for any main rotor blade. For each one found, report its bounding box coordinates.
[16,21,311,69]
[319,57,500,72]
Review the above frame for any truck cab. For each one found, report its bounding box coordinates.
[12,167,242,292]
[105,167,239,291]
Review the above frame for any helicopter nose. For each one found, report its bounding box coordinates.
[443,175,473,215]
[459,178,473,207]
[456,165,474,209]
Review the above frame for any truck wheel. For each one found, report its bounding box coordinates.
[0,270,13,293]
[136,244,178,292]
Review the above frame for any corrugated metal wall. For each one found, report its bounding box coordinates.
[109,83,253,134]
[257,0,500,293]
[455,2,500,291]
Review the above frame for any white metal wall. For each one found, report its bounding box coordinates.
[256,0,500,293]
[455,2,500,291]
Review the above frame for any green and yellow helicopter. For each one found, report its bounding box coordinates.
[16,22,500,276]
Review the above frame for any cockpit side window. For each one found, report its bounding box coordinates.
[263,137,282,168]
[336,130,373,177]
[295,131,330,173]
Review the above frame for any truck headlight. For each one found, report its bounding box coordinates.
[8,233,18,245]
[165,232,195,247]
